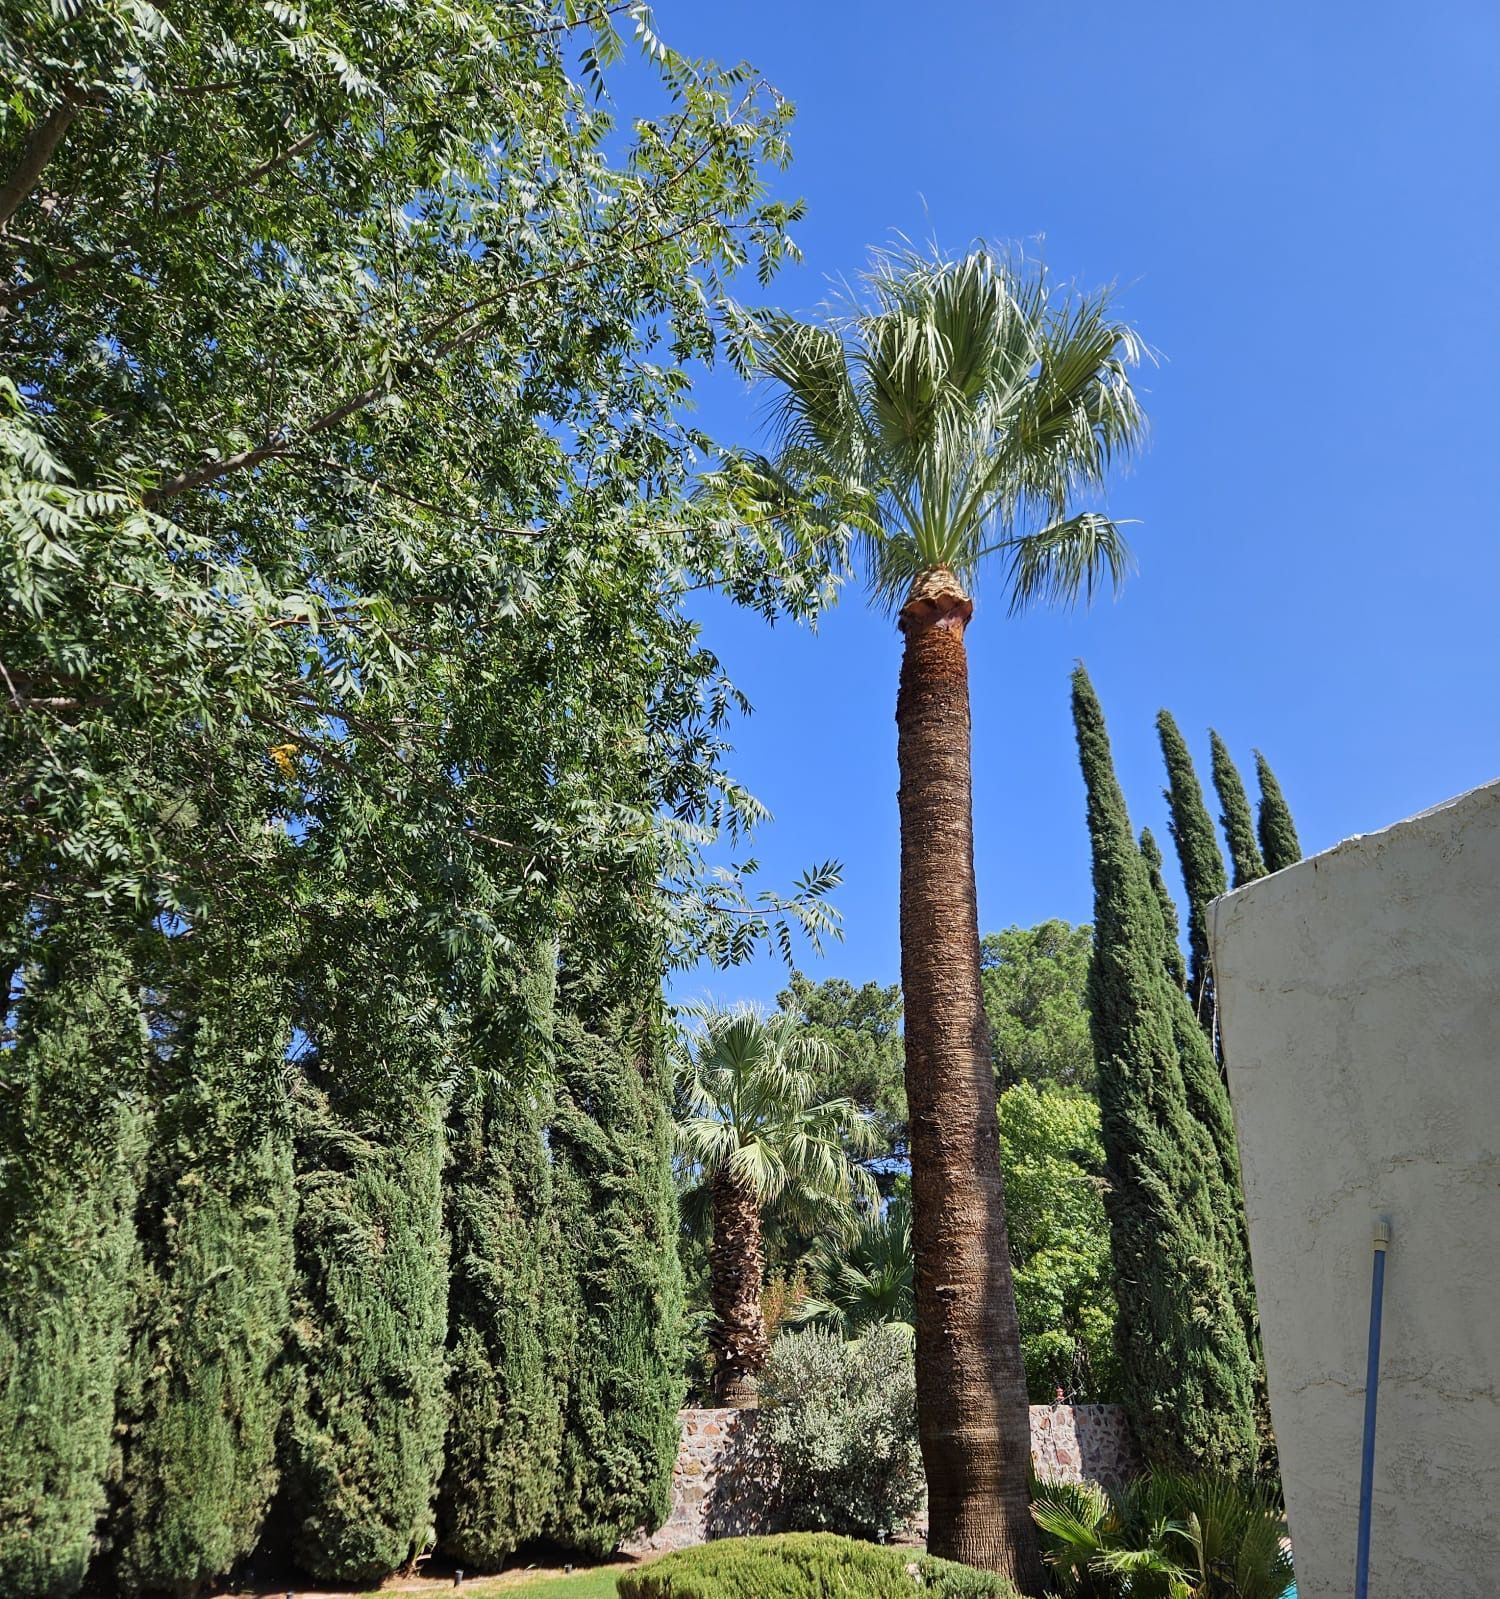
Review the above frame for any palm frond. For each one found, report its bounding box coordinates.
[750,241,1149,619]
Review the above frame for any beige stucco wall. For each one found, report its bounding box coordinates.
[1210,779,1500,1599]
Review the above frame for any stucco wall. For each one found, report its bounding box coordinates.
[1210,779,1500,1599]
[626,1403,1139,1553]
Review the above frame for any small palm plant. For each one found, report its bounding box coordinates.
[796,1195,914,1337]
[675,1004,876,1404]
[1032,1472,1293,1599]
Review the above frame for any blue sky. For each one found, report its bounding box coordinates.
[659,0,1500,1009]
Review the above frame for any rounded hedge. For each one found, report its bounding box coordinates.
[616,1533,1020,1599]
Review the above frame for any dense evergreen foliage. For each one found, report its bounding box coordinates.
[1156,711,1227,1027]
[550,948,684,1557]
[1254,751,1303,873]
[438,953,564,1570]
[112,943,294,1595]
[1073,668,1259,1475]
[1138,829,1187,991]
[280,921,451,1584]
[1210,733,1267,889]
[0,935,147,1598]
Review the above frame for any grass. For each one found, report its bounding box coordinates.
[429,1571,622,1599]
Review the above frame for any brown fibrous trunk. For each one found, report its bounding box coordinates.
[707,1167,769,1407]
[896,566,1045,1591]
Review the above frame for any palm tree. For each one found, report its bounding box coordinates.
[675,1004,876,1405]
[797,1194,915,1337]
[748,244,1147,1585]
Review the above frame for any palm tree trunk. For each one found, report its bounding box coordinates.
[708,1168,769,1407]
[896,567,1044,1591]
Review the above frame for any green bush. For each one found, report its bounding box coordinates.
[617,1532,1021,1598]
[758,1326,924,1541]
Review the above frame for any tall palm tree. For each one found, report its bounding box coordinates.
[797,1194,915,1337]
[675,1005,876,1405]
[748,245,1147,1586]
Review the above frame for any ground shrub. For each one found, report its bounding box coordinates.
[617,1533,1021,1598]
[758,1326,924,1540]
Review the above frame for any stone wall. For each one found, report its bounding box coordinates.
[627,1403,1139,1554]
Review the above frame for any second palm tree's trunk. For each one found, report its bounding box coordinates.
[896,567,1044,1591]
[708,1167,769,1406]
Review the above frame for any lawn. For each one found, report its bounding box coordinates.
[398,1571,623,1599]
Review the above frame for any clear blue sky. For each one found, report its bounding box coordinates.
[660,0,1500,1009]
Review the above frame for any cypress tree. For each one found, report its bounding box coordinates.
[1209,731,1266,888]
[1073,668,1258,1476]
[1138,828,1186,991]
[281,939,449,1585]
[0,933,147,1598]
[1254,750,1303,874]
[437,952,567,1571]
[1156,711,1227,1031]
[111,935,295,1596]
[549,954,684,1556]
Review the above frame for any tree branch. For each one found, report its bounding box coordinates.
[0,99,80,231]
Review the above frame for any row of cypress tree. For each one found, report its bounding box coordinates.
[0,896,682,1599]
[1072,669,1301,1478]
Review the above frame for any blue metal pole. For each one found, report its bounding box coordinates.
[1354,1219,1391,1599]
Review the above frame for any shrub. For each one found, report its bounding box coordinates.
[757,1325,924,1540]
[617,1532,1021,1598]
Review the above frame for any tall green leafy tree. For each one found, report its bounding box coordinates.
[998,1081,1119,1404]
[0,931,148,1599]
[1156,710,1228,1030]
[1072,666,1258,1476]
[748,246,1146,1585]
[981,921,1095,1092]
[1210,732,1267,889]
[776,971,908,1156]
[1254,751,1303,873]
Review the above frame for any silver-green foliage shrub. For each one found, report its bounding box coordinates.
[617,1532,1020,1598]
[758,1326,924,1540]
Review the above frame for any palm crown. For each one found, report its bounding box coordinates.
[674,1004,877,1210]
[748,244,1149,615]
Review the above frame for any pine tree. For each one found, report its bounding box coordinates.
[1156,711,1227,1031]
[437,953,567,1571]
[1074,668,1259,1475]
[1210,732,1266,888]
[281,931,450,1585]
[549,948,684,1556]
[111,935,295,1596]
[1254,751,1303,874]
[0,934,147,1598]
[1138,828,1186,991]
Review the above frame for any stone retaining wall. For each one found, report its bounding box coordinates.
[627,1403,1139,1554]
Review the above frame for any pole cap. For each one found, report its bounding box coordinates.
[1373,1218,1392,1251]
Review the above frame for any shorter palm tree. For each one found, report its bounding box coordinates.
[675,1004,876,1404]
[797,1195,915,1338]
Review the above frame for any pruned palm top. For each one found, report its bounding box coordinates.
[746,244,1149,616]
